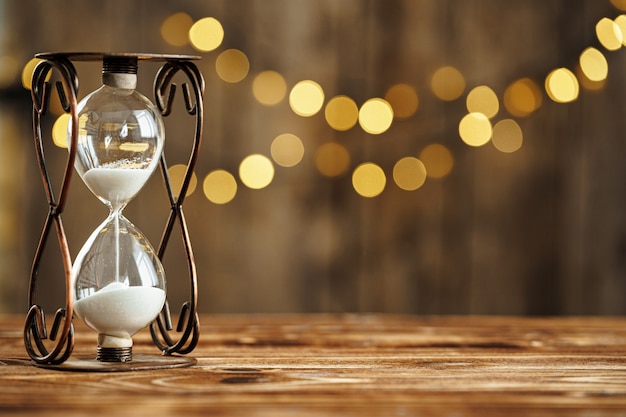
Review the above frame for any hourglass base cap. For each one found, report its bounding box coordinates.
[98,346,132,362]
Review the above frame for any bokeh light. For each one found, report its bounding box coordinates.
[615,15,626,45]
[576,65,606,91]
[271,133,305,167]
[161,12,193,47]
[358,98,394,134]
[215,49,250,83]
[325,95,359,131]
[459,112,492,147]
[384,83,419,119]
[596,17,623,51]
[545,68,579,103]
[579,47,608,82]
[315,143,351,177]
[167,164,198,197]
[466,85,499,118]
[289,80,325,117]
[491,119,523,153]
[252,71,287,106]
[419,144,454,179]
[393,157,427,191]
[22,58,49,90]
[203,169,237,204]
[431,66,465,101]
[239,154,275,189]
[352,162,386,198]
[611,0,626,11]
[503,78,542,117]
[189,17,224,52]
[52,114,70,148]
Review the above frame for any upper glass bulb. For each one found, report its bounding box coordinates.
[71,57,165,211]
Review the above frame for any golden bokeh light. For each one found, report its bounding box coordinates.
[189,17,224,52]
[252,71,287,106]
[167,164,198,197]
[545,68,579,103]
[616,15,626,45]
[579,47,608,82]
[503,78,542,117]
[419,144,454,179]
[315,143,351,177]
[271,133,305,167]
[161,12,193,47]
[466,85,499,119]
[596,17,623,51]
[492,119,523,153]
[431,66,466,101]
[393,157,427,191]
[52,114,70,148]
[203,169,237,204]
[352,162,386,198]
[289,80,325,117]
[22,58,49,90]
[215,49,249,83]
[612,0,626,11]
[384,83,419,119]
[576,65,606,91]
[358,98,394,134]
[325,95,359,131]
[239,154,275,189]
[459,112,492,147]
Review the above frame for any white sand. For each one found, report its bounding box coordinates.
[74,282,165,348]
[82,167,152,207]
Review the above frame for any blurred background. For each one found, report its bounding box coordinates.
[0,0,625,315]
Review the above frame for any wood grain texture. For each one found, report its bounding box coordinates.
[1,314,626,416]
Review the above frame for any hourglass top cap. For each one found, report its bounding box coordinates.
[34,52,201,62]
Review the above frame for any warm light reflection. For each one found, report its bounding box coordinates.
[189,17,224,52]
[393,157,427,191]
[167,164,198,197]
[53,114,70,148]
[466,85,499,119]
[385,83,418,119]
[431,66,465,101]
[492,119,523,153]
[315,143,351,177]
[503,78,542,117]
[545,68,579,103]
[271,133,305,167]
[252,71,287,106]
[239,154,275,189]
[419,144,454,179]
[579,47,608,82]
[289,80,325,117]
[596,17,623,51]
[203,169,237,204]
[325,95,359,131]
[459,112,492,147]
[352,163,386,198]
[215,49,250,83]
[358,98,394,134]
[161,13,193,47]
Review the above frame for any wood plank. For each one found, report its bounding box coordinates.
[1,315,626,416]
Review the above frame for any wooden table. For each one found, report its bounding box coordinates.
[1,314,626,416]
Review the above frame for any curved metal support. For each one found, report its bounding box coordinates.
[24,56,79,364]
[150,60,204,355]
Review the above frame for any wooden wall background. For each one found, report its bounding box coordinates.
[0,0,624,315]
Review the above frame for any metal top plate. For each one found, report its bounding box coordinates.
[35,52,201,62]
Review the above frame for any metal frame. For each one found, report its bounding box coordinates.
[24,52,204,367]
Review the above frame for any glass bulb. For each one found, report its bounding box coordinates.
[69,57,166,362]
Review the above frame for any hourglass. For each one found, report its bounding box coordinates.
[25,52,203,370]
